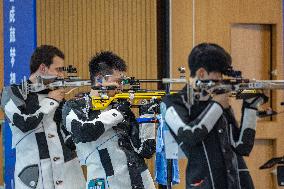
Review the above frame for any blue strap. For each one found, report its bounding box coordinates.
[155,113,180,185]
[136,117,157,123]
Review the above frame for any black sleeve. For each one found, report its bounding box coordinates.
[225,105,257,156]
[163,94,223,148]
[62,100,124,143]
[129,114,156,159]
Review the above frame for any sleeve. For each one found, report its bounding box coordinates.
[162,95,223,149]
[227,104,257,156]
[60,124,76,150]
[130,114,156,159]
[62,101,124,143]
[1,85,59,133]
[54,100,76,150]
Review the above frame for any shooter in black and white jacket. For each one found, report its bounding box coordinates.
[62,51,156,189]
[162,43,267,189]
[1,45,85,189]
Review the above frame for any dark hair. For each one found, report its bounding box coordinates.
[188,43,232,77]
[89,51,127,83]
[30,45,65,74]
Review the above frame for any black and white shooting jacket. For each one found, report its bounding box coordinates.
[1,84,85,189]
[162,86,256,189]
[63,94,156,189]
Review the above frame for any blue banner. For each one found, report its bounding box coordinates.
[3,0,37,188]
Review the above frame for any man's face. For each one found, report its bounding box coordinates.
[105,70,125,97]
[43,56,64,78]
[92,69,124,97]
[195,69,224,99]
[106,70,124,87]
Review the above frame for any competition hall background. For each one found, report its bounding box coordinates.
[0,0,283,189]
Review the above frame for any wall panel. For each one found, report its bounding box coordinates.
[37,0,157,90]
[230,23,274,187]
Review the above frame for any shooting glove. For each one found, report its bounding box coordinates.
[114,101,137,135]
[115,100,136,121]
[243,93,268,109]
[114,120,132,135]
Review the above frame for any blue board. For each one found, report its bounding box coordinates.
[3,0,37,188]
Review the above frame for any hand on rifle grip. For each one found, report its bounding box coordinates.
[48,88,65,102]
[212,93,230,109]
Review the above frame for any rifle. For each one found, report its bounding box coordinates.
[91,68,284,112]
[16,65,92,99]
[162,66,284,102]
[90,71,190,110]
[91,91,169,110]
[15,66,284,110]
[16,73,169,112]
[195,78,284,100]
[19,75,92,100]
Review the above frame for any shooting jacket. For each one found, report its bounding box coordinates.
[1,84,85,189]
[162,86,255,189]
[62,94,156,189]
